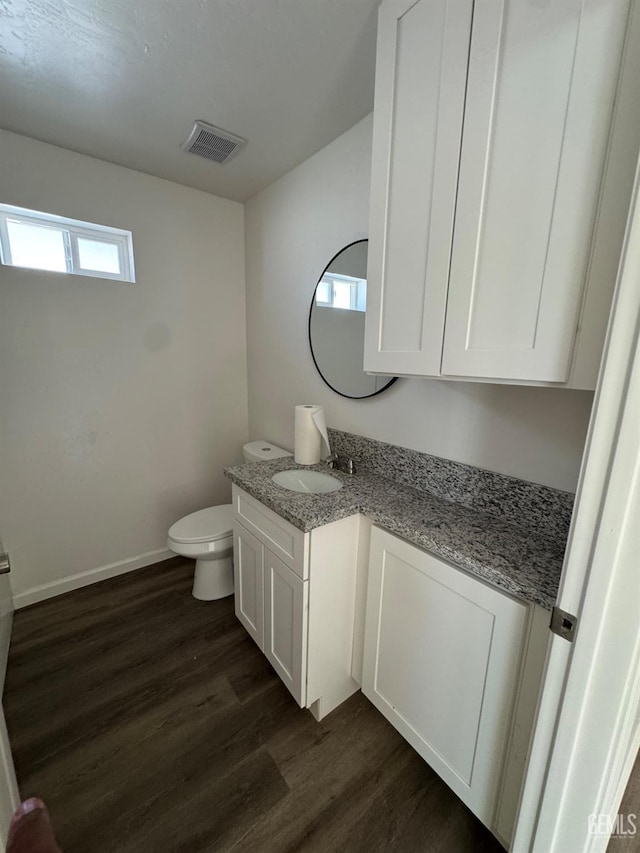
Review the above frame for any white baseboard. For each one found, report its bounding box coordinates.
[13,548,175,610]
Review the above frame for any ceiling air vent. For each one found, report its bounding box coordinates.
[180,121,246,165]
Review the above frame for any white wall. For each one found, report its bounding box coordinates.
[0,129,248,605]
[245,114,593,492]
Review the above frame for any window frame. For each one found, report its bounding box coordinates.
[0,204,135,282]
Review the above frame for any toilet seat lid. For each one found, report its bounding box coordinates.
[168,504,233,544]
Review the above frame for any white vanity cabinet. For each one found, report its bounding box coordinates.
[234,521,309,704]
[361,526,549,843]
[232,485,361,719]
[364,0,639,387]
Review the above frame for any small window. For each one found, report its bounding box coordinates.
[0,204,135,282]
[315,272,366,312]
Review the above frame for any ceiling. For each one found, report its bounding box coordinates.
[0,0,379,202]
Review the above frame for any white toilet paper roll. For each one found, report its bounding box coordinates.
[294,405,331,465]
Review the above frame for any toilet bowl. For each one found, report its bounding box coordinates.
[167,505,235,600]
[167,440,292,600]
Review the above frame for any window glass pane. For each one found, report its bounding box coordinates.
[316,280,331,304]
[332,280,352,309]
[6,220,67,272]
[355,280,367,312]
[77,237,121,274]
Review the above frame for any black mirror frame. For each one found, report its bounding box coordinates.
[308,239,398,400]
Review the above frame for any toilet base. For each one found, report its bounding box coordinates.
[192,553,234,601]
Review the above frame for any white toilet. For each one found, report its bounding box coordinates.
[167,440,293,600]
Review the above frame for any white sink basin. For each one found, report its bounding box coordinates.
[272,469,343,494]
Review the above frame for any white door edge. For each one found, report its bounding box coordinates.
[0,708,19,849]
[0,539,18,849]
[512,151,640,851]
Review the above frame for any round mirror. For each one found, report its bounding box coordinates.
[309,240,397,399]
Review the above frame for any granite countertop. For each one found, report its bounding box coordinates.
[225,457,566,610]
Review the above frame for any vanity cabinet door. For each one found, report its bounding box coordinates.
[233,523,264,651]
[363,0,473,376]
[264,549,308,707]
[441,0,630,383]
[362,526,528,827]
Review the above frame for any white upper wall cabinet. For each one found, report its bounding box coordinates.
[365,0,636,387]
[364,0,473,376]
[442,0,629,382]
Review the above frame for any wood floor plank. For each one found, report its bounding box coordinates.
[19,673,239,810]
[319,745,445,852]
[4,559,506,852]
[116,748,290,853]
[226,647,280,705]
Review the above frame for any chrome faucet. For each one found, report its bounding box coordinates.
[326,454,357,475]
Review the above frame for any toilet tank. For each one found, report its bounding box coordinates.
[242,440,293,463]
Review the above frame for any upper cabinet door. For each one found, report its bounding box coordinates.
[364,0,473,376]
[441,0,630,382]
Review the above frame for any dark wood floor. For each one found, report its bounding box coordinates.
[609,750,640,853]
[3,559,506,852]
